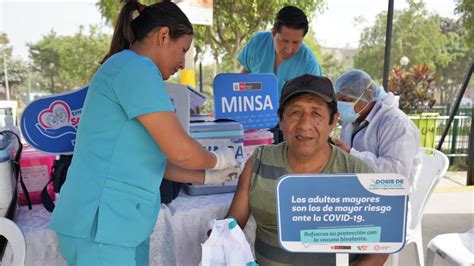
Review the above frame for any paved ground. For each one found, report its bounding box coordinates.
[392,171,473,266]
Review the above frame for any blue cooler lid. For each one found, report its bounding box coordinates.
[190,122,243,139]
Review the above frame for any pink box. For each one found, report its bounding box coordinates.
[243,129,274,162]
[18,146,55,205]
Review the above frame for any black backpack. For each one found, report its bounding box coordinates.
[41,155,72,212]
[40,154,179,210]
[0,130,31,209]
[160,179,181,204]
[0,130,31,259]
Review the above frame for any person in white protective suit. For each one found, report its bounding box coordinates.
[331,69,422,191]
[332,71,422,261]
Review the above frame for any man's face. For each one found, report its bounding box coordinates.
[272,26,305,60]
[280,93,338,158]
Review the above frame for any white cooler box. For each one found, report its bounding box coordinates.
[183,121,244,195]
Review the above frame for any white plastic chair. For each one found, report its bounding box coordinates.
[388,147,449,266]
[0,217,27,266]
[425,228,474,266]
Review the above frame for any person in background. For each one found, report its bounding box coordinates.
[238,5,323,92]
[239,5,323,144]
[50,1,237,265]
[225,74,387,265]
[332,70,421,258]
[331,69,422,194]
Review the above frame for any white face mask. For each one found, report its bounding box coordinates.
[337,81,372,125]
[337,101,359,125]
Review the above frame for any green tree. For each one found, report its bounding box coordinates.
[15,67,51,101]
[435,18,471,105]
[455,0,474,49]
[0,33,13,58]
[96,0,157,26]
[28,30,61,94]
[96,0,326,72]
[193,64,217,114]
[354,0,449,82]
[353,0,473,109]
[28,26,110,94]
[0,33,29,100]
[0,59,29,99]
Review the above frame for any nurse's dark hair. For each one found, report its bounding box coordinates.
[100,0,193,64]
[274,6,309,36]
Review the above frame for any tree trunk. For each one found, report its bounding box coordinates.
[232,55,239,73]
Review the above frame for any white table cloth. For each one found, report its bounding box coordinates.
[2,192,256,266]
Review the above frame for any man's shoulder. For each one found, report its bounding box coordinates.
[288,44,321,76]
[253,141,287,165]
[332,145,374,173]
[247,32,273,48]
[255,141,285,156]
[253,31,272,41]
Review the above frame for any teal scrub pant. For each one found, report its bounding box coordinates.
[55,210,150,266]
[57,234,149,266]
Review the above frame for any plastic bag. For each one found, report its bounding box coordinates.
[201,218,258,266]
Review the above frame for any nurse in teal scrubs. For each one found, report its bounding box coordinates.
[50,1,237,265]
[238,6,323,92]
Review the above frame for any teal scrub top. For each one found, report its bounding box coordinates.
[237,32,323,92]
[50,50,174,248]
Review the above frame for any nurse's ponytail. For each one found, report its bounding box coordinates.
[101,0,193,64]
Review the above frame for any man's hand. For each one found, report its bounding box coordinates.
[331,137,351,153]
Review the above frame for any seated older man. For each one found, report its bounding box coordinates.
[226,74,388,266]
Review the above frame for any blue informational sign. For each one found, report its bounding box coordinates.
[21,86,88,155]
[213,73,279,130]
[276,174,409,254]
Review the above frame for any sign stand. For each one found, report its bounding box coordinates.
[21,86,88,154]
[213,73,279,130]
[336,254,349,266]
[276,173,409,261]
